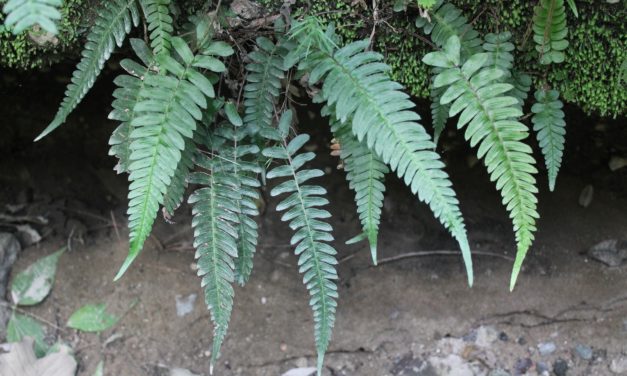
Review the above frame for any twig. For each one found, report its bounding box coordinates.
[110,210,121,241]
[375,250,515,265]
[0,301,66,332]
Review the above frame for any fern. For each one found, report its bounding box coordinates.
[115,37,231,280]
[109,39,156,174]
[328,112,388,264]
[510,70,532,110]
[243,36,291,135]
[163,137,195,216]
[430,85,449,145]
[424,36,539,290]
[262,111,338,374]
[140,0,173,55]
[533,0,569,65]
[531,89,566,192]
[187,152,240,371]
[292,20,473,285]
[2,0,62,34]
[37,0,140,140]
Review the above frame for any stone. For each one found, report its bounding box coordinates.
[488,369,510,376]
[552,359,568,376]
[610,356,627,374]
[588,239,627,267]
[0,233,21,297]
[475,326,499,348]
[175,293,197,317]
[536,361,550,375]
[573,344,593,361]
[513,358,532,375]
[538,342,557,356]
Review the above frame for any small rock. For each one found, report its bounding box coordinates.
[261,296,267,304]
[573,344,593,361]
[578,184,594,207]
[588,239,627,267]
[553,358,568,376]
[175,293,197,317]
[538,342,557,356]
[592,349,607,363]
[609,156,627,171]
[489,369,510,376]
[280,343,288,352]
[0,233,21,297]
[170,368,200,376]
[513,358,533,375]
[536,361,550,375]
[610,356,627,374]
[270,269,281,282]
[498,332,509,342]
[428,354,477,376]
[517,337,527,346]
[16,224,42,247]
[281,368,316,376]
[475,325,499,348]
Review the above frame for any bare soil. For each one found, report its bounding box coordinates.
[1,72,626,376]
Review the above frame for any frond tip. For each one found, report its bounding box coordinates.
[532,89,566,192]
[2,0,62,35]
[533,0,569,64]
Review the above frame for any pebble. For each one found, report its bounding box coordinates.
[553,358,568,376]
[489,369,511,376]
[573,344,593,361]
[175,293,197,317]
[280,343,288,352]
[538,342,557,356]
[578,184,594,207]
[536,361,550,375]
[498,332,509,342]
[513,358,532,375]
[610,356,627,374]
[475,325,499,348]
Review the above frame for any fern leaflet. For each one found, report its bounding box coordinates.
[292,21,473,285]
[531,89,566,192]
[424,36,539,290]
[163,137,195,216]
[2,0,62,34]
[262,111,338,374]
[329,113,388,264]
[140,0,173,55]
[533,0,569,65]
[37,0,140,140]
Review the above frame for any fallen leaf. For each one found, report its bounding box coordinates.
[67,303,118,332]
[11,248,65,306]
[281,368,317,376]
[0,337,77,376]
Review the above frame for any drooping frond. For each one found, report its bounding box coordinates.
[262,111,338,374]
[295,30,473,285]
[214,109,262,286]
[140,0,173,55]
[243,36,292,135]
[430,85,449,145]
[188,153,240,370]
[531,89,566,192]
[510,70,532,110]
[329,113,388,264]
[424,36,539,290]
[2,0,61,34]
[109,39,156,174]
[163,137,195,216]
[533,0,569,65]
[37,0,140,140]
[116,37,232,280]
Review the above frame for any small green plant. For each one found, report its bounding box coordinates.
[3,1,583,374]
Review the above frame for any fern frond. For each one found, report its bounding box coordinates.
[214,110,262,286]
[531,89,566,192]
[163,137,195,216]
[533,0,569,65]
[37,0,140,140]
[262,112,338,374]
[116,37,231,280]
[109,39,156,174]
[188,153,240,370]
[2,0,61,34]
[297,34,473,285]
[140,0,173,55]
[329,114,387,264]
[430,85,449,145]
[243,36,291,135]
[424,36,539,290]
[510,70,532,110]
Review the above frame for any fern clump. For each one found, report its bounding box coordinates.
[2,0,62,34]
[424,36,539,289]
[532,89,566,192]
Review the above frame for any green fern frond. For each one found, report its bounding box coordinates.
[214,110,262,286]
[188,153,240,370]
[329,114,388,264]
[2,0,62,34]
[262,111,338,374]
[140,0,173,55]
[243,36,291,135]
[36,0,140,140]
[163,137,195,216]
[430,85,449,145]
[510,70,532,110]
[116,37,231,280]
[109,39,156,174]
[531,89,566,192]
[296,33,473,285]
[533,0,569,65]
[424,36,539,290]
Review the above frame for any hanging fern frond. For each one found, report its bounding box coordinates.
[188,153,240,371]
[36,0,140,140]
[140,0,173,55]
[116,37,231,280]
[163,137,195,216]
[510,70,532,110]
[292,23,473,285]
[109,39,156,174]
[533,0,569,65]
[531,89,566,192]
[430,85,449,145]
[2,0,62,34]
[262,111,338,374]
[243,36,291,135]
[329,113,388,264]
[424,36,539,290]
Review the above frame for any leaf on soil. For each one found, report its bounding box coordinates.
[10,247,65,306]
[67,303,118,332]
[7,313,48,357]
[0,337,77,376]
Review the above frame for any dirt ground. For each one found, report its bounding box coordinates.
[1,71,626,376]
